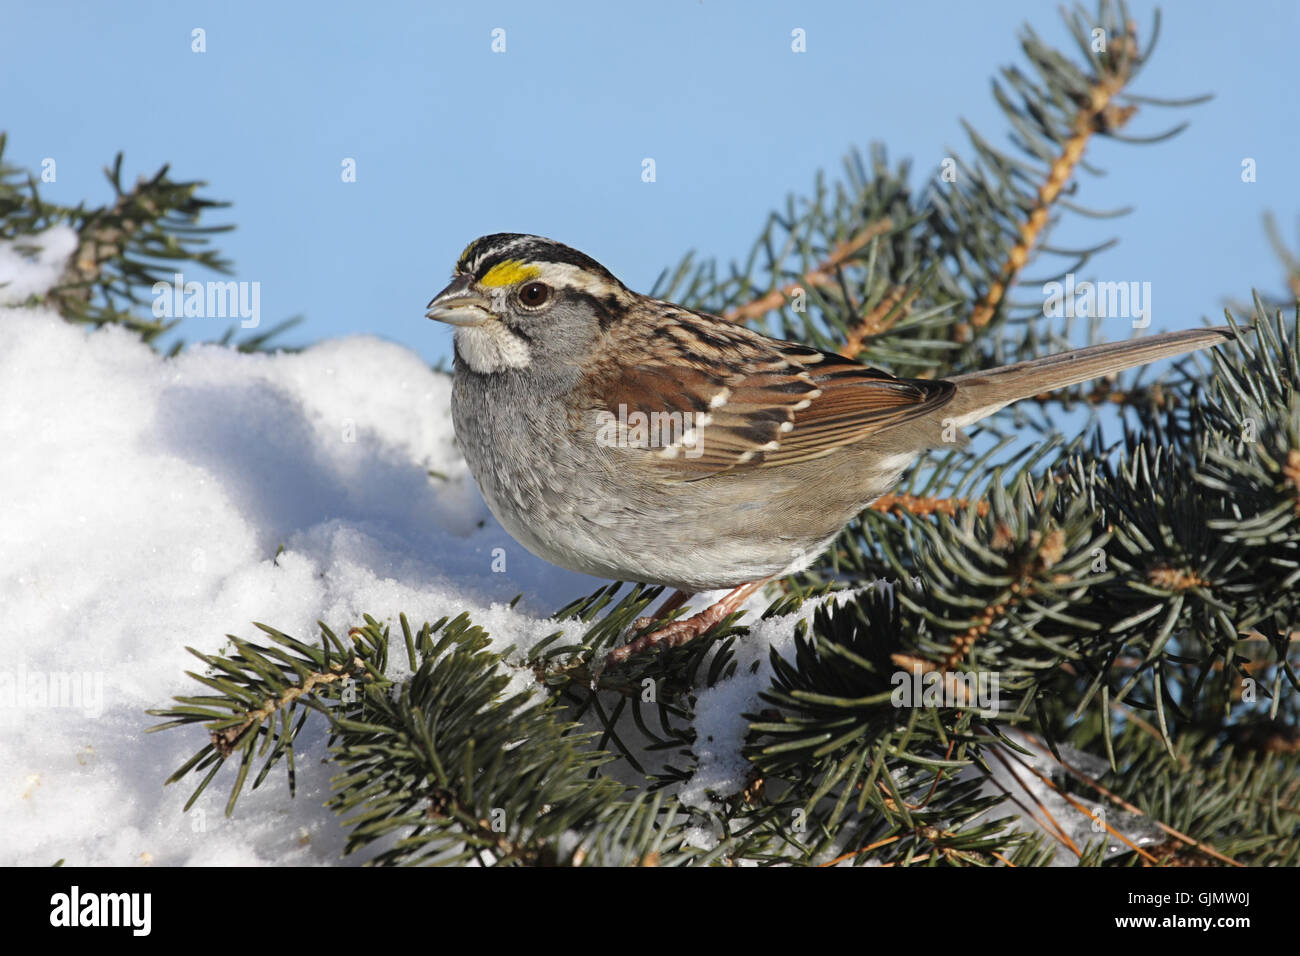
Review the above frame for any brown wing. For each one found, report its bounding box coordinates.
[575,303,955,479]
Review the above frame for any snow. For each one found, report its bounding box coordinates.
[0,224,78,306]
[1,228,608,864]
[972,731,1164,866]
[679,595,853,812]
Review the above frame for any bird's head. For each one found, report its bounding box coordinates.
[426,233,636,377]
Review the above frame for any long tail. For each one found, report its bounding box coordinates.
[936,326,1234,427]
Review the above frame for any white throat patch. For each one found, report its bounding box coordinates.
[455,321,531,374]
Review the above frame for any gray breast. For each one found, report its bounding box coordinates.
[448,369,904,591]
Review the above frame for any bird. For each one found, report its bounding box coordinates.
[425,233,1232,668]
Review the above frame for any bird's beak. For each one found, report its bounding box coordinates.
[426,275,495,327]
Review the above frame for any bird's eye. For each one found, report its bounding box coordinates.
[518,282,551,308]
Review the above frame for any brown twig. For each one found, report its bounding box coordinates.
[868,493,990,518]
[983,744,1085,860]
[990,740,1161,865]
[1015,730,1244,867]
[873,502,1064,669]
[211,655,364,757]
[1283,449,1300,514]
[942,528,1064,671]
[50,178,158,313]
[722,218,894,323]
[423,787,546,866]
[1146,567,1209,591]
[839,283,919,357]
[819,835,902,868]
[965,30,1141,333]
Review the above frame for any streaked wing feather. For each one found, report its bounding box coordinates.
[577,305,955,478]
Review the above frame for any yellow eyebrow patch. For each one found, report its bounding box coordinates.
[479,260,541,288]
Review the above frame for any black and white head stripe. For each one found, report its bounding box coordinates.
[455,234,621,286]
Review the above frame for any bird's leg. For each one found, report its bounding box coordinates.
[632,588,693,631]
[604,579,768,669]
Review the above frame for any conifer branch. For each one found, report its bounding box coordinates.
[839,283,918,357]
[966,21,1140,332]
[721,217,894,324]
[1017,730,1246,867]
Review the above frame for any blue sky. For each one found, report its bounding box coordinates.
[3,0,1297,364]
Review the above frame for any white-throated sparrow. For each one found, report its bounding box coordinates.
[426,233,1232,666]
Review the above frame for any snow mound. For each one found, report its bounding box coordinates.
[0,299,606,865]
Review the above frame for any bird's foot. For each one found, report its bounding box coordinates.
[630,587,692,632]
[603,580,766,671]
